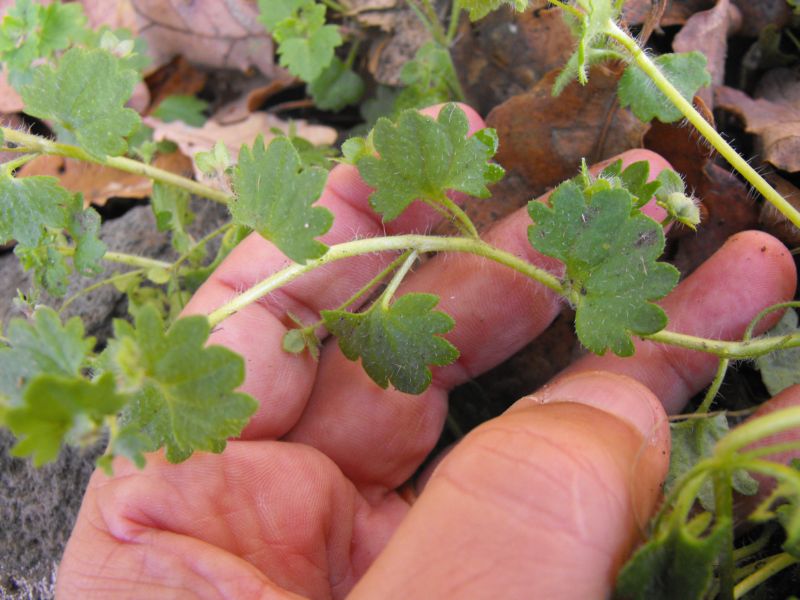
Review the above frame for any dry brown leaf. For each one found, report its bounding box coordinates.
[18,155,152,206]
[83,0,284,78]
[15,150,193,207]
[452,2,575,115]
[144,56,207,114]
[146,111,337,178]
[673,0,739,108]
[486,66,649,196]
[716,80,800,173]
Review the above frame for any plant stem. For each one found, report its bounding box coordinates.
[171,223,234,272]
[445,0,462,45]
[206,234,566,327]
[57,245,173,270]
[380,250,418,308]
[59,268,146,314]
[733,553,798,598]
[2,153,38,175]
[697,358,728,413]
[605,21,800,230]
[716,406,800,455]
[320,0,348,14]
[732,528,774,564]
[644,329,800,359]
[1,127,232,205]
[714,469,735,600]
[743,301,800,340]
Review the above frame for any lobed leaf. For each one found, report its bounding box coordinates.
[322,293,459,394]
[230,135,332,263]
[614,516,732,600]
[21,47,140,158]
[5,373,126,467]
[107,306,257,463]
[308,57,364,111]
[0,175,71,247]
[528,180,679,356]
[618,52,712,123]
[259,0,341,82]
[0,307,95,407]
[356,104,504,221]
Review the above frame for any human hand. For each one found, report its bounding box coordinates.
[56,106,798,599]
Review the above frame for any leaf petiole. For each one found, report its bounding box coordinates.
[380,250,419,309]
[733,553,798,598]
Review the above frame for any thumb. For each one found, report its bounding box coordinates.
[351,372,670,599]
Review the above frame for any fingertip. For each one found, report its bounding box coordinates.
[419,102,487,134]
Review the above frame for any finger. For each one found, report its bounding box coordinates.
[287,150,671,489]
[735,384,800,519]
[350,372,670,599]
[182,104,487,439]
[57,442,405,599]
[560,231,797,414]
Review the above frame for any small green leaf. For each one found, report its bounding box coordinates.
[262,1,342,82]
[614,516,732,600]
[308,57,364,111]
[151,182,195,254]
[666,415,758,511]
[107,306,257,463]
[194,141,231,176]
[394,41,461,112]
[5,373,126,467]
[756,308,800,396]
[322,293,459,394]
[21,47,141,158]
[618,52,712,123]
[458,0,529,21]
[357,104,504,221]
[528,181,679,356]
[230,135,332,263]
[66,194,106,276]
[0,175,71,247]
[152,94,209,127]
[0,307,95,407]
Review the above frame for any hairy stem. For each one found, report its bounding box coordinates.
[1,127,232,205]
[59,268,146,314]
[380,250,419,308]
[733,553,798,598]
[206,234,566,327]
[605,21,800,230]
[696,358,728,413]
[57,246,173,270]
[645,329,800,359]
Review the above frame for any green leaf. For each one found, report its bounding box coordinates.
[21,47,141,158]
[756,309,800,396]
[322,293,459,394]
[0,0,87,79]
[194,141,231,176]
[5,373,126,467]
[458,0,529,20]
[230,135,332,263]
[666,415,758,511]
[599,160,662,209]
[614,516,732,600]
[66,193,106,276]
[263,1,342,82]
[0,174,71,247]
[152,94,209,127]
[618,52,712,123]
[552,0,622,95]
[107,306,257,463]
[151,182,195,254]
[308,57,364,111]
[394,41,460,112]
[357,104,504,221]
[528,181,679,356]
[0,307,95,407]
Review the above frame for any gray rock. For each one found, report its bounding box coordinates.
[0,199,229,599]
